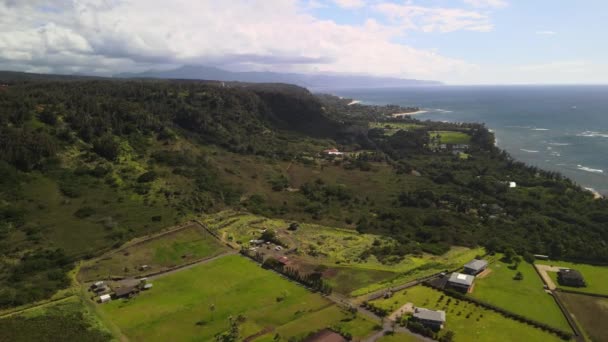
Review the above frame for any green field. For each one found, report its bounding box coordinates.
[471,258,571,331]
[429,131,471,144]
[370,122,425,136]
[99,255,375,341]
[370,286,562,342]
[203,211,484,297]
[78,223,226,281]
[557,292,608,342]
[537,260,608,296]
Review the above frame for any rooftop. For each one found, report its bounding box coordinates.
[448,272,475,286]
[559,268,584,280]
[413,308,446,323]
[464,259,488,271]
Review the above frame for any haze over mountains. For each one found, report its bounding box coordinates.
[115,65,442,89]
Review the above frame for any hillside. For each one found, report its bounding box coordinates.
[0,73,606,311]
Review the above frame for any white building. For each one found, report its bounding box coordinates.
[99,294,111,303]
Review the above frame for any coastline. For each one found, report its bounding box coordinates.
[391,110,428,117]
[585,187,604,200]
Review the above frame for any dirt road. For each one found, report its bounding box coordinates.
[534,264,561,290]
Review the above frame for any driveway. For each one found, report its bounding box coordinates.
[534,264,561,290]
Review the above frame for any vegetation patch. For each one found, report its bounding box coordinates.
[370,286,563,342]
[428,131,472,144]
[0,297,111,342]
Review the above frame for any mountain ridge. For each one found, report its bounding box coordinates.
[114,65,443,89]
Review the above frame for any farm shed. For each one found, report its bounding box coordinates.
[447,272,475,292]
[463,259,488,275]
[99,294,111,303]
[413,307,446,329]
[558,269,586,287]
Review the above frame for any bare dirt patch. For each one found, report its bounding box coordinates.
[388,302,414,321]
[476,268,492,279]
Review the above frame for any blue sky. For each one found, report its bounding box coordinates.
[0,0,606,84]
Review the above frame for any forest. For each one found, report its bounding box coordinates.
[0,72,606,309]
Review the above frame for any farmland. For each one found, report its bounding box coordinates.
[537,260,608,296]
[78,222,227,281]
[471,257,571,331]
[370,286,563,342]
[557,292,608,342]
[98,255,376,341]
[202,211,484,296]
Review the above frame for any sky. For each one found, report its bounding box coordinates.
[0,0,607,85]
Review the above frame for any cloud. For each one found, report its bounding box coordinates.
[535,30,557,35]
[0,0,475,81]
[332,0,366,9]
[463,0,508,8]
[374,3,493,33]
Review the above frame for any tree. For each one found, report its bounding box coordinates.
[513,271,524,281]
[93,134,120,161]
[440,331,455,342]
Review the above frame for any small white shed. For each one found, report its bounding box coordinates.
[99,294,111,303]
[509,182,517,188]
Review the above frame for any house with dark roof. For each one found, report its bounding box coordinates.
[557,269,586,287]
[447,272,475,292]
[463,259,488,275]
[413,308,446,329]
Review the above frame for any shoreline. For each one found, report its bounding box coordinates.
[584,187,604,200]
[391,110,428,117]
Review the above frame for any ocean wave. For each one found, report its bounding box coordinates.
[577,131,608,138]
[531,128,550,131]
[577,165,604,173]
[520,149,539,153]
[547,142,571,146]
[433,109,453,113]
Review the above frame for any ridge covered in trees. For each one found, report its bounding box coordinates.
[0,72,606,309]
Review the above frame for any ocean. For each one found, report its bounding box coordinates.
[323,85,608,195]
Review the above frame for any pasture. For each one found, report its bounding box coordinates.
[471,258,571,331]
[99,255,375,341]
[371,286,563,342]
[537,260,608,295]
[78,222,226,281]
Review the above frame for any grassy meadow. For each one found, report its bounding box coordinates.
[99,255,375,341]
[428,131,472,144]
[370,122,425,136]
[537,260,608,296]
[78,222,226,281]
[471,258,571,331]
[371,286,563,342]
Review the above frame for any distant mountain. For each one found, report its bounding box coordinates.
[114,65,442,89]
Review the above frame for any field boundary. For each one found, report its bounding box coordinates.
[555,288,608,299]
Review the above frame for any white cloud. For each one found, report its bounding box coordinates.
[332,0,366,9]
[463,0,508,9]
[374,3,493,33]
[536,30,557,35]
[0,0,475,81]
